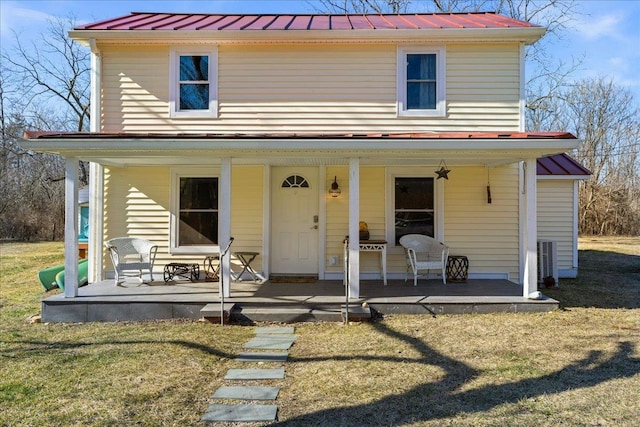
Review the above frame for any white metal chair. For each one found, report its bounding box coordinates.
[399,234,449,286]
[105,237,158,285]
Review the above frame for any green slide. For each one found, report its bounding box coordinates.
[38,259,89,291]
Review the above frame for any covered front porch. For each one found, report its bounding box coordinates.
[41,277,558,323]
[22,131,579,311]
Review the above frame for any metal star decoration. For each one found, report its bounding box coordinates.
[435,160,451,180]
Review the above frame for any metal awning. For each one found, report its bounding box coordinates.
[21,131,579,168]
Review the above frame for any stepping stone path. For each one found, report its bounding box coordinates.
[202,326,295,423]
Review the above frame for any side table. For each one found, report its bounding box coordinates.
[234,251,262,282]
[446,255,469,282]
[203,255,220,281]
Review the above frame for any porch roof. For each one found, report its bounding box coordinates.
[21,130,579,168]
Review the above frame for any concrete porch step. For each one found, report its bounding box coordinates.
[230,304,371,323]
[200,303,237,323]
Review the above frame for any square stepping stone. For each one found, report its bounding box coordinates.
[212,386,279,400]
[225,368,285,380]
[236,352,288,362]
[202,404,277,422]
[255,326,295,335]
[244,336,295,350]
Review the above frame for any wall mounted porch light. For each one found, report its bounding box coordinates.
[435,160,451,180]
[329,176,341,197]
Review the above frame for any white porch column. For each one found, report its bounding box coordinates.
[88,40,103,283]
[348,158,360,299]
[88,162,104,282]
[522,158,538,297]
[64,157,80,298]
[220,158,232,298]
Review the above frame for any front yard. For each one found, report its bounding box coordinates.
[1,238,639,426]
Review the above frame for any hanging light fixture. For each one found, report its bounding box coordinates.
[329,176,341,197]
[435,160,451,180]
[486,167,493,204]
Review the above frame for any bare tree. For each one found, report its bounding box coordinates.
[2,16,91,133]
[536,77,640,235]
[315,0,411,13]
[0,17,88,240]
[567,78,640,235]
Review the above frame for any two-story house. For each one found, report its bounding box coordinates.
[23,12,586,313]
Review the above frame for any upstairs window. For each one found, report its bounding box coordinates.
[397,46,445,117]
[170,48,218,118]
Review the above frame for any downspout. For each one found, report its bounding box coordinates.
[519,42,526,132]
[88,39,104,282]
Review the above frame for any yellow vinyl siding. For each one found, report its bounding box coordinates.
[99,42,521,134]
[537,180,574,271]
[324,166,521,279]
[231,166,264,272]
[103,165,265,275]
[101,45,169,132]
[325,167,349,273]
[445,165,520,279]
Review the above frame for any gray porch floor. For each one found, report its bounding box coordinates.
[41,278,558,322]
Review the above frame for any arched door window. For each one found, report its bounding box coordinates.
[281,175,310,188]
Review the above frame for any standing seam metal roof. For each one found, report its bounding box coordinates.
[537,153,591,176]
[75,12,539,31]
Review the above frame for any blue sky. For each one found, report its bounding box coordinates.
[1,0,639,101]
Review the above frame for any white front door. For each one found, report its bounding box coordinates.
[271,167,319,275]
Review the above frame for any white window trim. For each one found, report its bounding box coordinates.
[385,167,445,254]
[170,166,221,254]
[169,47,218,118]
[397,46,446,117]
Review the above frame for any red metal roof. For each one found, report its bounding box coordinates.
[537,153,591,176]
[75,12,539,31]
[24,131,573,140]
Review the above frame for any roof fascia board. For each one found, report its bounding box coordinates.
[21,136,578,155]
[538,174,590,180]
[69,27,546,45]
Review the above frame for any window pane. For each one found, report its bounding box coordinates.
[180,178,218,210]
[407,54,435,80]
[395,212,434,243]
[407,82,436,110]
[180,84,209,110]
[395,178,433,209]
[179,177,218,245]
[179,212,218,245]
[180,55,208,81]
[395,177,434,244]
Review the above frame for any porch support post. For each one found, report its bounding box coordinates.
[220,157,232,298]
[64,157,79,298]
[88,40,103,283]
[522,158,538,297]
[88,162,104,282]
[348,158,360,299]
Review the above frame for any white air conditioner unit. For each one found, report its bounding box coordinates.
[537,239,558,286]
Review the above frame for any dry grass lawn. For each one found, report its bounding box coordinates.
[1,238,639,426]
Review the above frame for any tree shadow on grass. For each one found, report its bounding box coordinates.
[277,321,640,426]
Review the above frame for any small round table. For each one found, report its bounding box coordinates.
[446,255,469,283]
[203,255,220,282]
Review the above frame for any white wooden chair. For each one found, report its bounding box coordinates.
[105,237,158,285]
[399,234,449,286]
